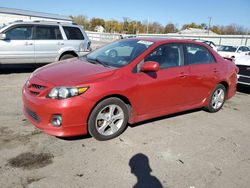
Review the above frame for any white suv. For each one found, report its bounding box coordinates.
[0,20,91,65]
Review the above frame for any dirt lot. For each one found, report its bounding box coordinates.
[0,71,250,188]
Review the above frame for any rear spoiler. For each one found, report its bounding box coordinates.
[223,57,235,62]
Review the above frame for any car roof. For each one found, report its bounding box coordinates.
[128,37,211,46]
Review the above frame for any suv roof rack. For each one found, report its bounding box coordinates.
[32,20,75,24]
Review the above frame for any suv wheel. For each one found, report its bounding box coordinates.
[60,54,76,60]
[88,98,129,141]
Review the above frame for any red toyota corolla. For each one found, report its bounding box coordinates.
[22,38,238,140]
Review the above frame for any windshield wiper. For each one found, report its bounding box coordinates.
[86,57,109,67]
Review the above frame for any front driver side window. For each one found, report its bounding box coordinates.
[144,44,183,69]
[5,25,33,40]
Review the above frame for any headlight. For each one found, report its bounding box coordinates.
[48,87,88,99]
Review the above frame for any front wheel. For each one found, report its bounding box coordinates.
[205,84,226,113]
[88,98,129,141]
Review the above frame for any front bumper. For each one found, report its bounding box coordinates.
[22,81,95,137]
[238,74,250,86]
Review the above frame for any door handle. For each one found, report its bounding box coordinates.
[213,68,219,73]
[57,42,64,45]
[24,42,33,45]
[179,72,188,78]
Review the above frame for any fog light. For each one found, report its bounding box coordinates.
[51,115,62,127]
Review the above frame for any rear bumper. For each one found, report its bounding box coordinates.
[22,87,95,137]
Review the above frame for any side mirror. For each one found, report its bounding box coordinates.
[141,61,159,72]
[0,33,6,40]
[237,50,242,53]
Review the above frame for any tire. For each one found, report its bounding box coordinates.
[88,98,129,141]
[108,49,117,58]
[60,54,76,60]
[204,84,226,113]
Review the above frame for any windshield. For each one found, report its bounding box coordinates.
[0,23,8,30]
[218,46,237,52]
[86,39,154,68]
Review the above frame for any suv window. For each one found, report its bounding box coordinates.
[186,44,215,65]
[243,46,249,52]
[63,26,84,40]
[145,44,183,69]
[5,25,33,40]
[35,25,62,40]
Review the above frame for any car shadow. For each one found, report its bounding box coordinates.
[129,108,202,128]
[0,63,47,74]
[129,153,163,188]
[57,134,92,141]
[237,84,250,94]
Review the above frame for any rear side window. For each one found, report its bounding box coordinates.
[5,25,33,40]
[186,44,215,65]
[35,26,62,40]
[63,26,84,40]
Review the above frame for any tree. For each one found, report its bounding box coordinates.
[164,23,176,33]
[71,15,89,30]
[90,17,105,31]
[122,17,130,33]
[181,22,202,30]
[211,25,222,34]
[105,20,123,33]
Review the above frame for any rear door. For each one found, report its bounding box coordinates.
[0,24,35,64]
[185,43,219,106]
[34,25,63,63]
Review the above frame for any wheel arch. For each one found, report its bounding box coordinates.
[59,51,78,60]
[86,94,133,131]
[218,80,229,97]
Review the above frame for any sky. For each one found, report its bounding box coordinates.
[1,0,250,29]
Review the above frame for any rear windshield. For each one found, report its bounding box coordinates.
[218,46,237,52]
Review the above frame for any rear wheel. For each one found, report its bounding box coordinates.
[88,98,129,141]
[205,84,226,113]
[60,54,76,60]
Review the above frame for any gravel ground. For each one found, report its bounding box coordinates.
[0,71,250,188]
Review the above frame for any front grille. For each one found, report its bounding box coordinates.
[25,108,40,122]
[28,83,47,96]
[237,65,250,76]
[29,91,40,96]
[31,84,46,90]
[238,76,250,84]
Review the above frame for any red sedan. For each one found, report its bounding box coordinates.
[22,38,238,140]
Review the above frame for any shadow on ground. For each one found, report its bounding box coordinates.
[0,63,47,74]
[237,84,250,94]
[129,153,163,188]
[57,134,92,141]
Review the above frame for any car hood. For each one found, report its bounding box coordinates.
[33,58,117,86]
[218,51,234,57]
[235,56,250,66]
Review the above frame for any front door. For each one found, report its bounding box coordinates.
[0,25,35,64]
[133,43,190,117]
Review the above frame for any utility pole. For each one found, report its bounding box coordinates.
[146,17,149,34]
[208,17,212,35]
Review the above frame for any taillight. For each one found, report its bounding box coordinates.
[236,66,239,73]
